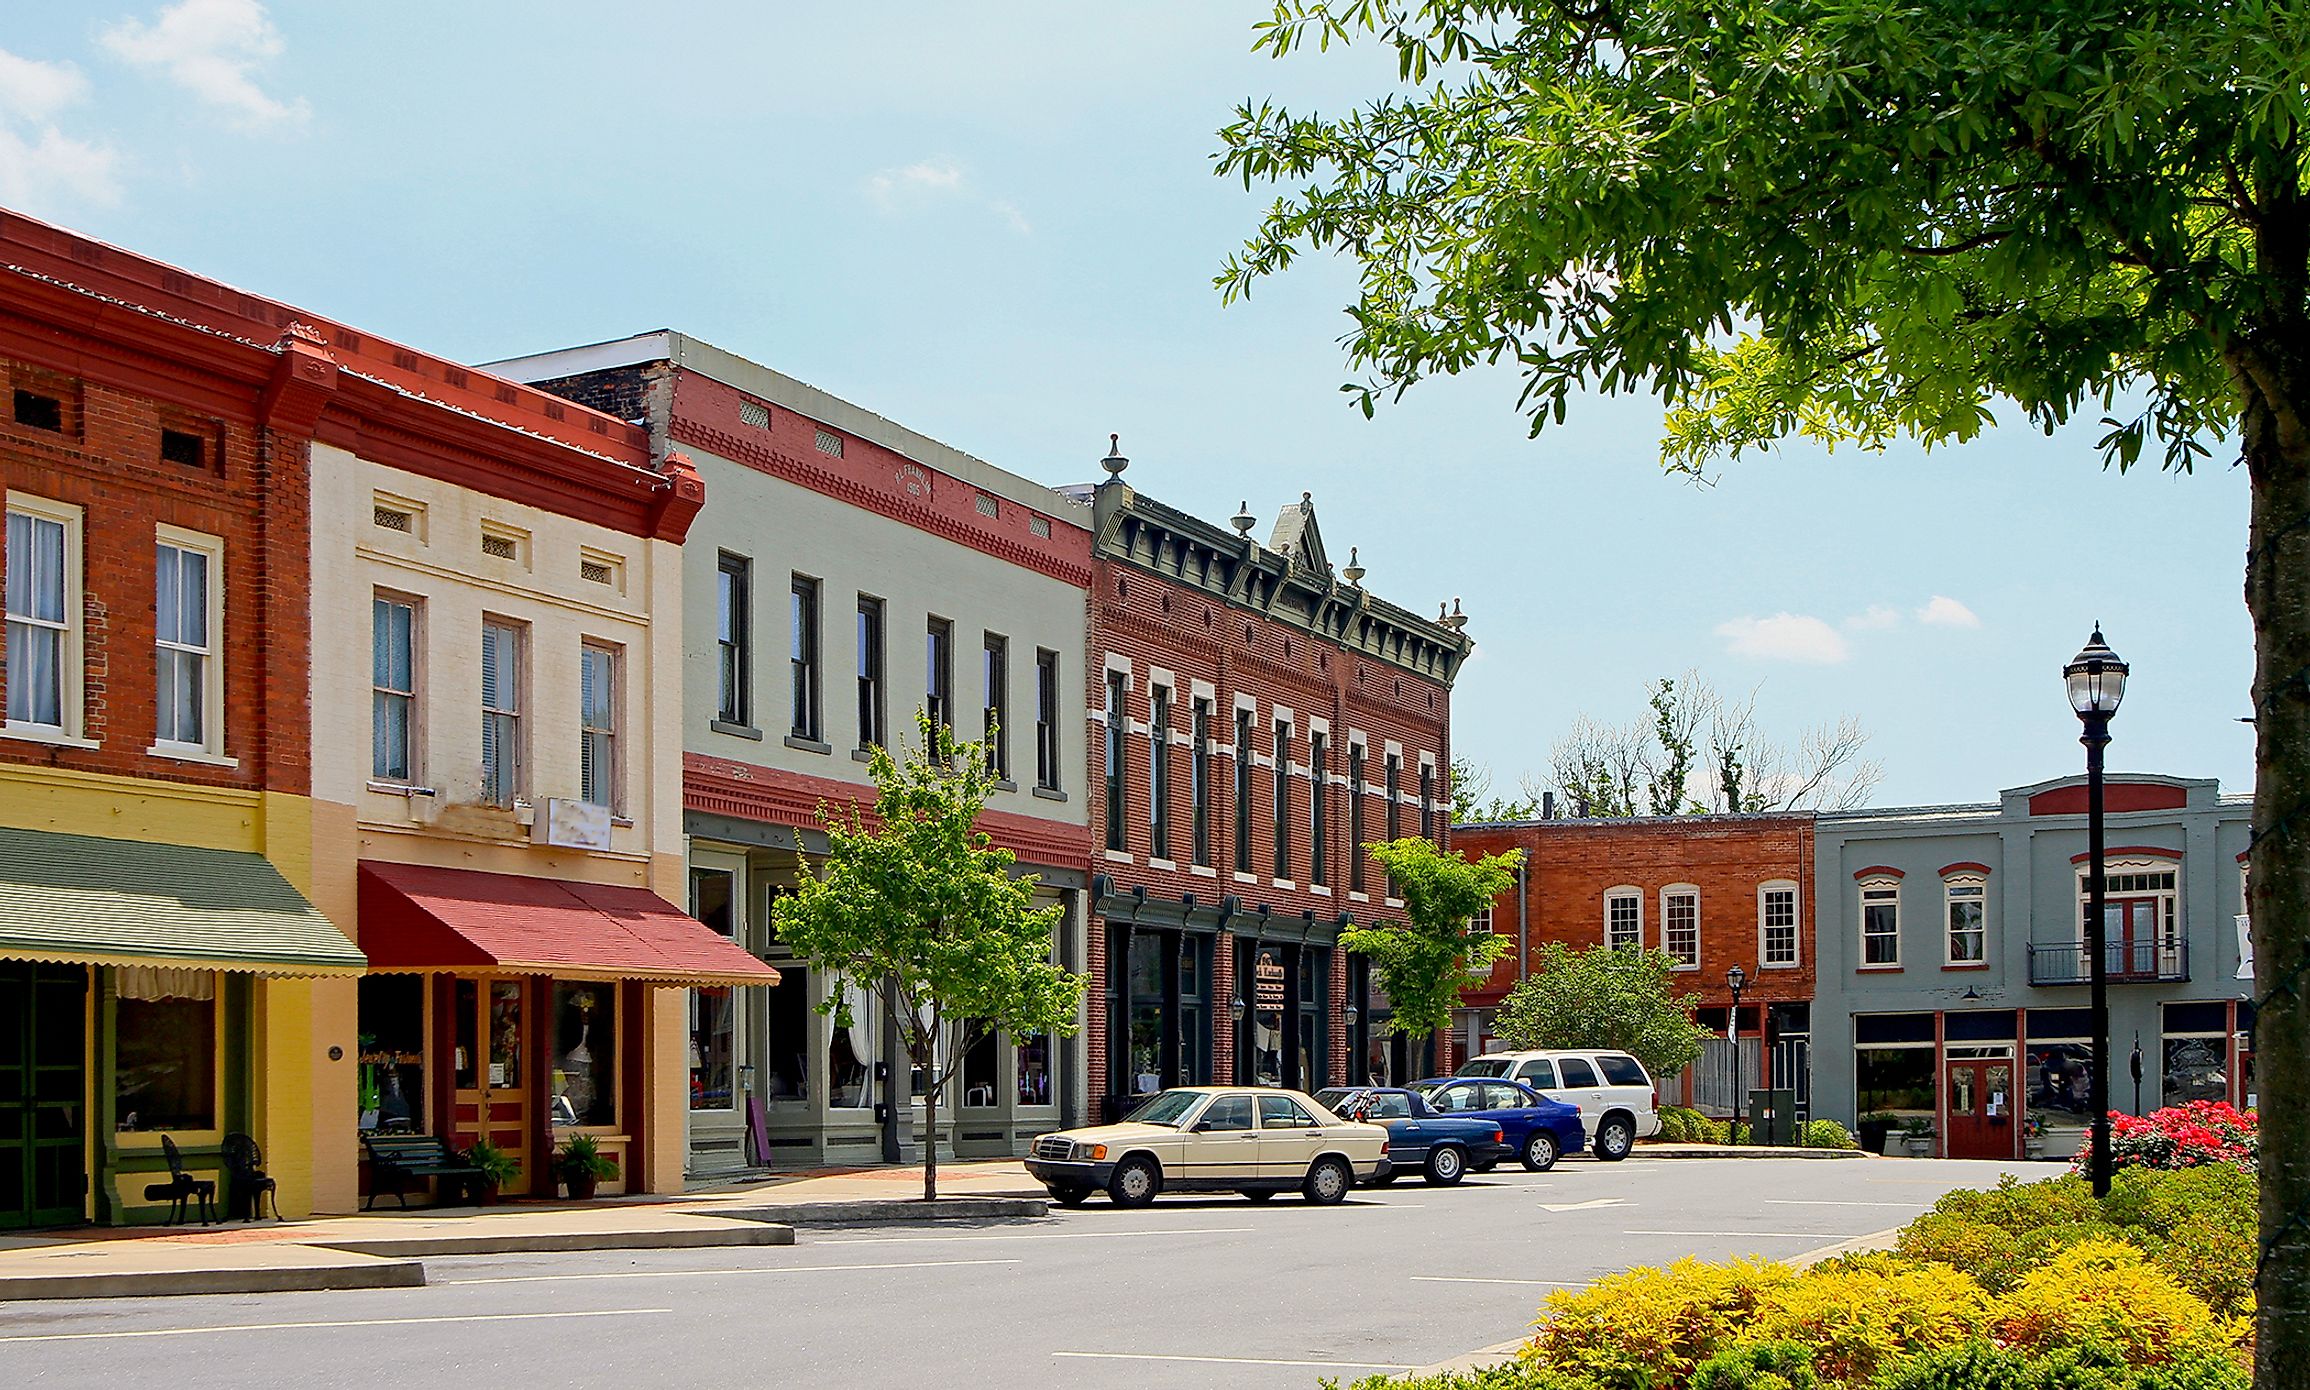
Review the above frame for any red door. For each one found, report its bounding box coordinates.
[1944,1059,2017,1160]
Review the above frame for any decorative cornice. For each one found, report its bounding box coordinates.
[683,751,1091,872]
[672,418,1094,589]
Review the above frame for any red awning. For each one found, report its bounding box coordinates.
[357,861,779,987]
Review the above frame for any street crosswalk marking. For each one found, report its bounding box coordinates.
[1538,1198,1630,1212]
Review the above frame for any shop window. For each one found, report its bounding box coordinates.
[1299,946,1330,1092]
[828,979,877,1107]
[1015,1031,1051,1106]
[962,1026,999,1107]
[1855,1045,1936,1118]
[114,969,216,1131]
[689,867,740,1113]
[2163,1001,2231,1107]
[357,975,425,1133]
[550,984,616,1129]
[761,967,809,1102]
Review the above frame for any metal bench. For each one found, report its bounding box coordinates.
[361,1132,486,1210]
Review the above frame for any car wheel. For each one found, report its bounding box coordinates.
[1423,1145,1466,1186]
[1593,1117,1636,1162]
[1241,1189,1277,1203]
[1046,1183,1093,1207]
[1302,1156,1353,1205]
[1521,1131,1561,1173]
[1107,1155,1162,1207]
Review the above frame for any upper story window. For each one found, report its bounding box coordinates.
[371,593,420,783]
[1419,761,1436,842]
[789,576,822,743]
[4,496,80,737]
[1385,753,1402,843]
[983,632,1009,780]
[1860,879,1901,968]
[1662,885,1700,969]
[1033,649,1060,791]
[1148,684,1172,859]
[1309,731,1329,887]
[925,618,954,738]
[153,532,223,756]
[1103,669,1127,852]
[1233,707,1254,874]
[480,619,524,808]
[856,596,886,751]
[1759,881,1799,967]
[1347,742,1367,893]
[1605,888,1643,949]
[1944,873,1987,964]
[2079,859,2181,978]
[715,554,750,728]
[1190,697,1212,867]
[1271,719,1292,879]
[580,641,621,812]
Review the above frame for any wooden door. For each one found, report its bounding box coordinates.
[450,978,531,1194]
[0,964,85,1228]
[1944,1058,2016,1160]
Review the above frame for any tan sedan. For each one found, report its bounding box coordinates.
[1024,1086,1390,1208]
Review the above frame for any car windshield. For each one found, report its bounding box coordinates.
[1314,1089,1356,1109]
[1120,1090,1205,1127]
[1456,1059,1513,1077]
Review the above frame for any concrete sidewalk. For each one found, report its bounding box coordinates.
[0,1159,1049,1302]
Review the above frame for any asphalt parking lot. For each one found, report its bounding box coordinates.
[3,1155,2039,1390]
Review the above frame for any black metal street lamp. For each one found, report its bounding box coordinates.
[2065,625,2129,1198]
[1726,964,1749,1145]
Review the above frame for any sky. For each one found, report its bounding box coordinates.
[0,1,2256,808]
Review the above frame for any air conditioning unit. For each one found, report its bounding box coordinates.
[532,797,612,851]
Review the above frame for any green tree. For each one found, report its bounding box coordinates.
[772,713,1084,1200]
[1346,838,1521,1059]
[1451,754,1543,823]
[1492,942,1712,1082]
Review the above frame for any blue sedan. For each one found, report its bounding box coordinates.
[1411,1076,1587,1172]
[1315,1087,1508,1185]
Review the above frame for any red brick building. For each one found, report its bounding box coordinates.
[1453,814,1816,1115]
[1079,447,1470,1119]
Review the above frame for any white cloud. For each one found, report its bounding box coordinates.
[0,49,90,124]
[1845,605,1901,631]
[1917,595,1982,629]
[0,47,120,212]
[865,158,1030,233]
[100,0,307,128]
[1716,612,1851,665]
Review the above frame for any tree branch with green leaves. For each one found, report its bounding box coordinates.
[1344,838,1522,1051]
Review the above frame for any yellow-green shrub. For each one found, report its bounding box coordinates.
[1527,1257,1796,1389]
[1992,1239,2243,1366]
[2130,1165,2259,1317]
[1740,1261,1989,1384]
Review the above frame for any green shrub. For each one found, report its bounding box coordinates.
[1800,1119,1858,1150]
[2126,1165,2259,1317]
[1335,1362,1593,1390]
[1875,1340,2250,1390]
[1530,1257,1797,1389]
[1659,1106,1709,1144]
[1687,1342,1819,1389]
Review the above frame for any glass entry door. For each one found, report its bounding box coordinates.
[451,978,531,1194]
[0,963,84,1229]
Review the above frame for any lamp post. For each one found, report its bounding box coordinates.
[2065,626,2128,1198]
[1726,964,1749,1145]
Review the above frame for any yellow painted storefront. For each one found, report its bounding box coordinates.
[0,762,363,1225]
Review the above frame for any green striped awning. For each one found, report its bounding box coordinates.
[0,826,364,976]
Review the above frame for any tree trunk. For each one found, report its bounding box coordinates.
[922,1009,940,1202]
[2244,357,2310,1390]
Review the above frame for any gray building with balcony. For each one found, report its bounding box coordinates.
[1810,774,2253,1160]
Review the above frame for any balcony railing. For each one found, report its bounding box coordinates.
[2026,938,2189,986]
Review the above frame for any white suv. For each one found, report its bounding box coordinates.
[1457,1050,1661,1160]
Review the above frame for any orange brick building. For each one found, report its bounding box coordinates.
[1453,814,1817,1114]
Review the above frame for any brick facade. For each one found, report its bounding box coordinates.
[1083,465,1469,1111]
[1454,815,1816,1101]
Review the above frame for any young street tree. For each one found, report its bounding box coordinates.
[1217,9,2306,1371]
[1346,838,1521,1070]
[1550,673,1881,816]
[772,713,1084,1201]
[1492,943,1712,1084]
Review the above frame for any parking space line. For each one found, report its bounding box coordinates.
[1054,1351,1417,1370]
[0,1309,672,1345]
[442,1258,1020,1285]
[1623,1229,1834,1239]
[1412,1276,1581,1287]
[817,1225,1254,1245]
[1765,1200,1921,1208]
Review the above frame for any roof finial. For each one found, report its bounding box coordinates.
[1230,500,1257,536]
[1442,597,1468,632]
[1100,433,1129,477]
[1301,490,1313,510]
[1342,546,1365,585]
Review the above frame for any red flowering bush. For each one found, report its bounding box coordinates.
[2071,1101,2258,1175]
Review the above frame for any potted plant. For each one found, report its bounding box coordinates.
[1901,1118,1936,1158]
[554,1133,617,1201]
[463,1139,520,1203]
[1856,1112,1898,1154]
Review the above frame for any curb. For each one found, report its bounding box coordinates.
[313,1223,797,1257]
[1633,1146,1869,1160]
[1397,1226,1906,1380]
[0,1258,425,1302]
[720,1197,1048,1226]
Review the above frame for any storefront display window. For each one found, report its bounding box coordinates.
[551,983,614,1128]
[829,980,876,1107]
[357,975,425,1132]
[2162,1002,2231,1107]
[762,966,808,1102]
[113,968,215,1131]
[1855,1046,1935,1116]
[1015,1033,1050,1106]
[453,979,478,1089]
[962,1024,999,1108]
[1127,933,1163,1094]
[1299,947,1329,1093]
[691,988,735,1112]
